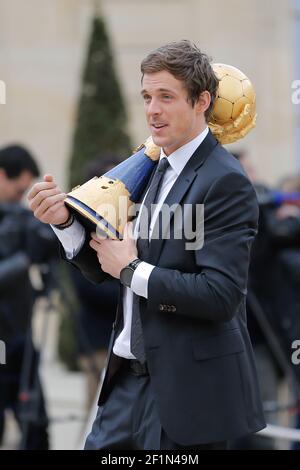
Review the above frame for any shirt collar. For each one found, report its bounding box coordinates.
[159,126,209,176]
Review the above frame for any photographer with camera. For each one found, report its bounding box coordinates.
[0,145,56,449]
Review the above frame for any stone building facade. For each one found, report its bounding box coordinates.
[0,0,298,188]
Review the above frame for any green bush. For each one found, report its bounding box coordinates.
[58,15,132,370]
[69,16,132,188]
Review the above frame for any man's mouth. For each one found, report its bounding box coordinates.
[151,123,167,129]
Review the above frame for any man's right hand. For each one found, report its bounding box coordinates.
[28,174,71,225]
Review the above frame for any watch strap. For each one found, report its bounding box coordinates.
[120,258,142,287]
[53,213,75,230]
[128,258,142,270]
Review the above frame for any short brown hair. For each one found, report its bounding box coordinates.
[141,40,219,120]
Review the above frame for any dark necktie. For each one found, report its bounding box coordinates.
[130,157,170,363]
[136,157,170,258]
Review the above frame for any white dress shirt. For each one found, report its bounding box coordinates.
[52,127,208,359]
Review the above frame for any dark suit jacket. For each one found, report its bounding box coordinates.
[66,131,266,445]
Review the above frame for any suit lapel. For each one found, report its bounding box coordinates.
[148,131,218,265]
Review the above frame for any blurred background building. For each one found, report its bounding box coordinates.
[0,0,299,189]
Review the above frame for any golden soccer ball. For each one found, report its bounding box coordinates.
[208,63,257,144]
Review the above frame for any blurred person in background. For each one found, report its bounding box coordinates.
[235,153,300,449]
[249,171,300,387]
[0,145,56,450]
[272,174,300,450]
[231,151,282,449]
[232,150,259,185]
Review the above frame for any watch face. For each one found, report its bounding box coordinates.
[121,267,133,287]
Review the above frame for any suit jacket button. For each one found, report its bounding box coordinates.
[159,304,164,311]
[171,306,176,312]
[166,305,171,312]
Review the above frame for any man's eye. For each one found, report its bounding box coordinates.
[143,95,151,102]
[163,95,172,100]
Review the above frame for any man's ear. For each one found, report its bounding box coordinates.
[195,91,211,114]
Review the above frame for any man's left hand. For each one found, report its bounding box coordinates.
[89,222,138,279]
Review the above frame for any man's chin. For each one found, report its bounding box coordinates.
[151,135,167,148]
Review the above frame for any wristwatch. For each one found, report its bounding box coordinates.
[120,258,142,288]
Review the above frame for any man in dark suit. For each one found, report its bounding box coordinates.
[28,40,265,450]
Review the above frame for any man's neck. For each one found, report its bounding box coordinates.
[163,124,208,156]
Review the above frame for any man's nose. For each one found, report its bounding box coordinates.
[147,98,162,116]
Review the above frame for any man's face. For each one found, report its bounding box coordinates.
[141,70,207,155]
[0,169,34,202]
